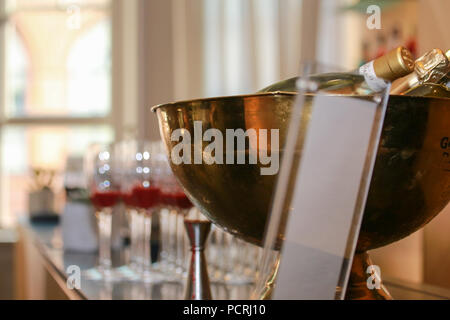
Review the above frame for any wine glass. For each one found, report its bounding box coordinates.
[116,139,142,280]
[130,140,164,283]
[148,144,195,280]
[172,183,193,278]
[84,143,121,281]
[156,159,185,280]
[147,148,173,274]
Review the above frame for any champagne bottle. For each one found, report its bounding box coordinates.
[258,46,414,94]
[403,83,450,98]
[390,48,450,94]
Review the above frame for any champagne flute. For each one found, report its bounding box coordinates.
[130,141,164,283]
[85,143,121,281]
[153,151,178,279]
[117,140,142,279]
[172,183,193,278]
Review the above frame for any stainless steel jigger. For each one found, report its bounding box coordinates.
[184,219,212,300]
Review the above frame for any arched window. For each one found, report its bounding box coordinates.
[0,0,113,226]
[66,19,111,116]
[5,26,29,117]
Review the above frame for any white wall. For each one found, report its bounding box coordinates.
[417,0,450,288]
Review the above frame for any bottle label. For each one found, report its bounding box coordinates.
[359,61,389,92]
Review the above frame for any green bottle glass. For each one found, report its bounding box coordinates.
[258,46,414,95]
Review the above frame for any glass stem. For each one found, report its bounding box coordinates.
[208,226,218,279]
[169,208,178,269]
[160,208,169,265]
[129,209,138,266]
[136,212,145,268]
[175,210,186,274]
[213,228,225,281]
[143,209,153,273]
[97,207,113,273]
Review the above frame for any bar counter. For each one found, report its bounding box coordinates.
[16,220,450,300]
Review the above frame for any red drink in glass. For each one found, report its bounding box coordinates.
[132,185,161,209]
[122,191,136,208]
[90,190,121,209]
[172,192,193,209]
[160,191,193,209]
[160,191,175,207]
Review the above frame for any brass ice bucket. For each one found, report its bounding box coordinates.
[152,93,450,299]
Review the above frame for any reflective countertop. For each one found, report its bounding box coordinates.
[23,220,255,300]
[22,220,450,300]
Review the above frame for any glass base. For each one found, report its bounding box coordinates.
[152,260,183,283]
[114,265,142,281]
[140,269,165,284]
[83,266,128,282]
[223,273,255,285]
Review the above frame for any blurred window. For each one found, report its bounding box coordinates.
[0,0,113,226]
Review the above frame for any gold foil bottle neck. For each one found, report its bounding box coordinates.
[445,49,450,60]
[373,46,414,81]
[415,48,450,83]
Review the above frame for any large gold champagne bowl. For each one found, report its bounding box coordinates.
[152,93,450,299]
